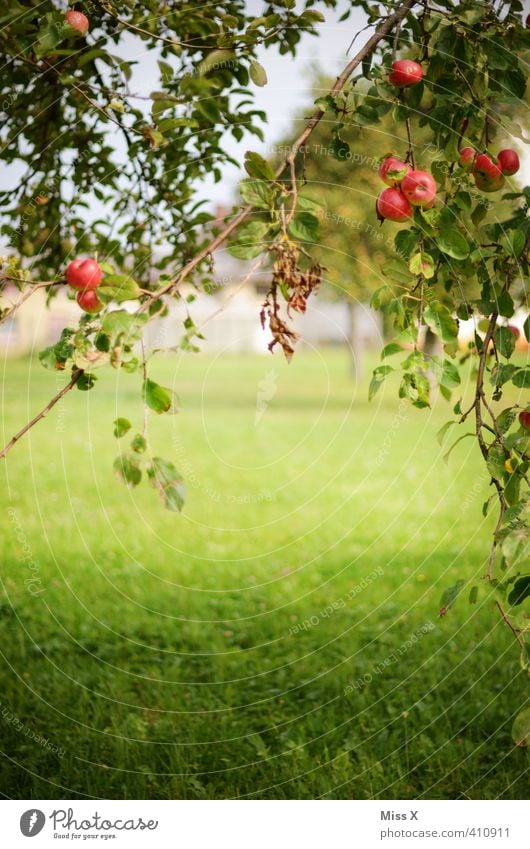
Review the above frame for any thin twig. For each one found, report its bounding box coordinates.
[0,279,63,326]
[0,369,83,460]
[141,340,149,440]
[495,601,526,650]
[197,257,265,333]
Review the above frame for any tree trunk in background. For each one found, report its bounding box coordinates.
[422,325,441,359]
[421,324,442,394]
[347,300,364,383]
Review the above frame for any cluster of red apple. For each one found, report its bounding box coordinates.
[459,147,520,192]
[376,157,437,222]
[66,258,103,313]
[65,10,89,36]
[375,61,435,221]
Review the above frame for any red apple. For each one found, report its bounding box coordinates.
[507,325,520,339]
[77,289,102,313]
[66,258,103,291]
[65,10,89,35]
[472,153,505,192]
[519,410,530,430]
[388,60,423,88]
[459,147,475,169]
[497,149,520,176]
[401,169,437,207]
[378,156,411,187]
[473,171,505,193]
[473,153,503,180]
[376,188,412,222]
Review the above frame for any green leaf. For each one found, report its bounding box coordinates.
[114,454,142,488]
[142,379,179,414]
[513,368,530,388]
[443,432,474,464]
[239,179,275,209]
[244,151,275,181]
[297,195,325,215]
[77,372,96,392]
[102,311,147,340]
[497,290,514,319]
[197,49,236,76]
[512,707,530,747]
[381,342,403,359]
[399,371,430,409]
[469,585,479,605]
[147,457,185,512]
[381,258,411,284]
[490,363,519,388]
[249,60,267,86]
[437,420,457,446]
[98,275,141,304]
[330,136,349,160]
[394,229,420,260]
[439,359,461,391]
[409,252,435,279]
[508,575,530,607]
[228,221,270,259]
[501,230,525,257]
[471,204,488,227]
[288,211,319,242]
[131,433,147,454]
[495,326,516,359]
[368,365,393,401]
[195,99,220,124]
[314,95,338,114]
[523,315,530,344]
[95,332,110,353]
[505,472,521,507]
[439,579,465,615]
[497,407,518,434]
[113,418,132,438]
[35,21,64,59]
[487,444,507,481]
[424,302,458,343]
[435,229,470,260]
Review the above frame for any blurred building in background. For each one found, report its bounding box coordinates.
[0,249,383,358]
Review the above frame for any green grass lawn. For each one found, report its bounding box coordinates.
[0,348,528,799]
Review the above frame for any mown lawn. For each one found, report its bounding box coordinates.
[0,348,528,799]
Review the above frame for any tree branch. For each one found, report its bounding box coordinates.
[147,0,417,301]
[0,369,83,460]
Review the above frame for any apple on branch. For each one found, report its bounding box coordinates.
[66,258,103,291]
[77,289,103,314]
[401,170,437,207]
[65,10,90,36]
[497,149,520,176]
[388,60,423,87]
[376,187,412,222]
[378,156,411,187]
[519,410,530,430]
[472,153,505,192]
[459,147,475,169]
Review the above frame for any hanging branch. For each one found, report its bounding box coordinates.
[0,369,84,460]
